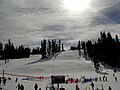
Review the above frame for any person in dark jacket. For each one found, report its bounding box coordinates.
[34,83,38,90]
[3,77,7,85]
[108,86,112,90]
[115,77,117,82]
[15,78,18,82]
[21,84,24,90]
[39,88,41,90]
[75,84,79,90]
[0,77,1,85]
[16,83,21,90]
[90,82,94,90]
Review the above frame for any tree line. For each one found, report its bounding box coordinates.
[77,31,120,68]
[38,39,64,59]
[0,39,65,62]
[0,39,31,63]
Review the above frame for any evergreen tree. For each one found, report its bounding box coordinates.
[86,40,93,58]
[31,47,40,55]
[81,41,86,54]
[58,40,61,52]
[0,42,3,59]
[48,39,51,55]
[52,39,56,54]
[62,43,64,51]
[78,41,81,51]
[78,40,81,56]
[79,31,120,68]
[38,39,64,59]
[40,39,47,58]
[115,35,119,43]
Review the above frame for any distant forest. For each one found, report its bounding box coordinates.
[0,39,64,63]
[77,31,120,68]
[1,31,120,68]
[0,39,31,63]
[31,39,64,59]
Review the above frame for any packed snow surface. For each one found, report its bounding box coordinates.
[0,50,120,90]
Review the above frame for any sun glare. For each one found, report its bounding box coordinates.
[63,0,91,12]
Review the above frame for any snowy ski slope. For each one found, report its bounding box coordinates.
[0,50,120,90]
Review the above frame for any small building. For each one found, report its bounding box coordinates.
[51,75,65,85]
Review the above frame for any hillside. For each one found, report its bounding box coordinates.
[0,50,120,90]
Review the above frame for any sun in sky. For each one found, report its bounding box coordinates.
[63,0,91,12]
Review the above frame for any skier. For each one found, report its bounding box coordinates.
[75,84,79,90]
[113,73,115,77]
[99,77,101,81]
[108,86,112,90]
[57,84,59,90]
[105,76,107,82]
[95,77,98,82]
[21,84,24,90]
[34,83,38,90]
[0,77,1,85]
[3,77,7,85]
[103,75,105,81]
[90,82,94,90]
[115,77,117,82]
[16,83,21,90]
[15,78,18,82]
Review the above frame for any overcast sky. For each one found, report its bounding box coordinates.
[0,0,120,48]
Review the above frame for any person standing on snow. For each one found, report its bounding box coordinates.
[3,77,7,85]
[108,86,112,90]
[105,76,108,82]
[16,83,21,90]
[15,78,18,82]
[115,77,117,82]
[75,84,79,90]
[21,84,24,90]
[90,82,94,90]
[34,83,38,90]
[0,77,1,85]
[103,75,105,81]
[113,73,115,77]
[57,84,59,90]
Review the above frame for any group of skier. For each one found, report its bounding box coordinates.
[16,83,41,90]
[0,72,118,90]
[75,82,113,90]
[16,83,24,90]
[0,77,7,85]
